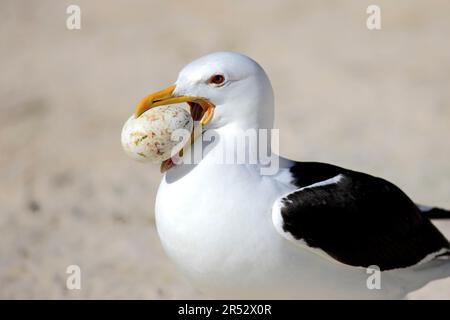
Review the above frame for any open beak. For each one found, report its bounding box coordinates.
[134,84,215,172]
[134,84,214,125]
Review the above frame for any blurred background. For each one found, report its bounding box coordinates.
[1,0,449,299]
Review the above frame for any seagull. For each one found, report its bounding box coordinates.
[133,51,450,299]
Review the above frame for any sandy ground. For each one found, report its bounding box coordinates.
[0,0,449,299]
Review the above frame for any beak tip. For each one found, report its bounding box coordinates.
[133,84,177,118]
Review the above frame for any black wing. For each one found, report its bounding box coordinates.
[418,206,450,220]
[275,162,450,270]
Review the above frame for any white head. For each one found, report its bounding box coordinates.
[134,52,274,131]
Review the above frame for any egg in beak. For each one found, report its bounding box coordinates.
[134,84,215,172]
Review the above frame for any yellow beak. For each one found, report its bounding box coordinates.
[134,84,214,125]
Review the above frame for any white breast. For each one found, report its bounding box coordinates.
[156,161,281,292]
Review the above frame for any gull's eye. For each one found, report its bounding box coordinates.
[208,74,225,86]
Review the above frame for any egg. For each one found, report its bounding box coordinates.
[121,105,193,163]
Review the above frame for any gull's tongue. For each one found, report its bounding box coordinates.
[160,158,174,173]
[160,149,184,173]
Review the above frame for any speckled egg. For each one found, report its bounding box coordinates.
[121,105,193,163]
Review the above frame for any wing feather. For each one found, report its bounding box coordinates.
[272,162,450,270]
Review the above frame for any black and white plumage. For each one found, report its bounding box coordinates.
[273,161,450,271]
[135,52,450,299]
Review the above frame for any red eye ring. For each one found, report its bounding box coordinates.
[209,74,225,85]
